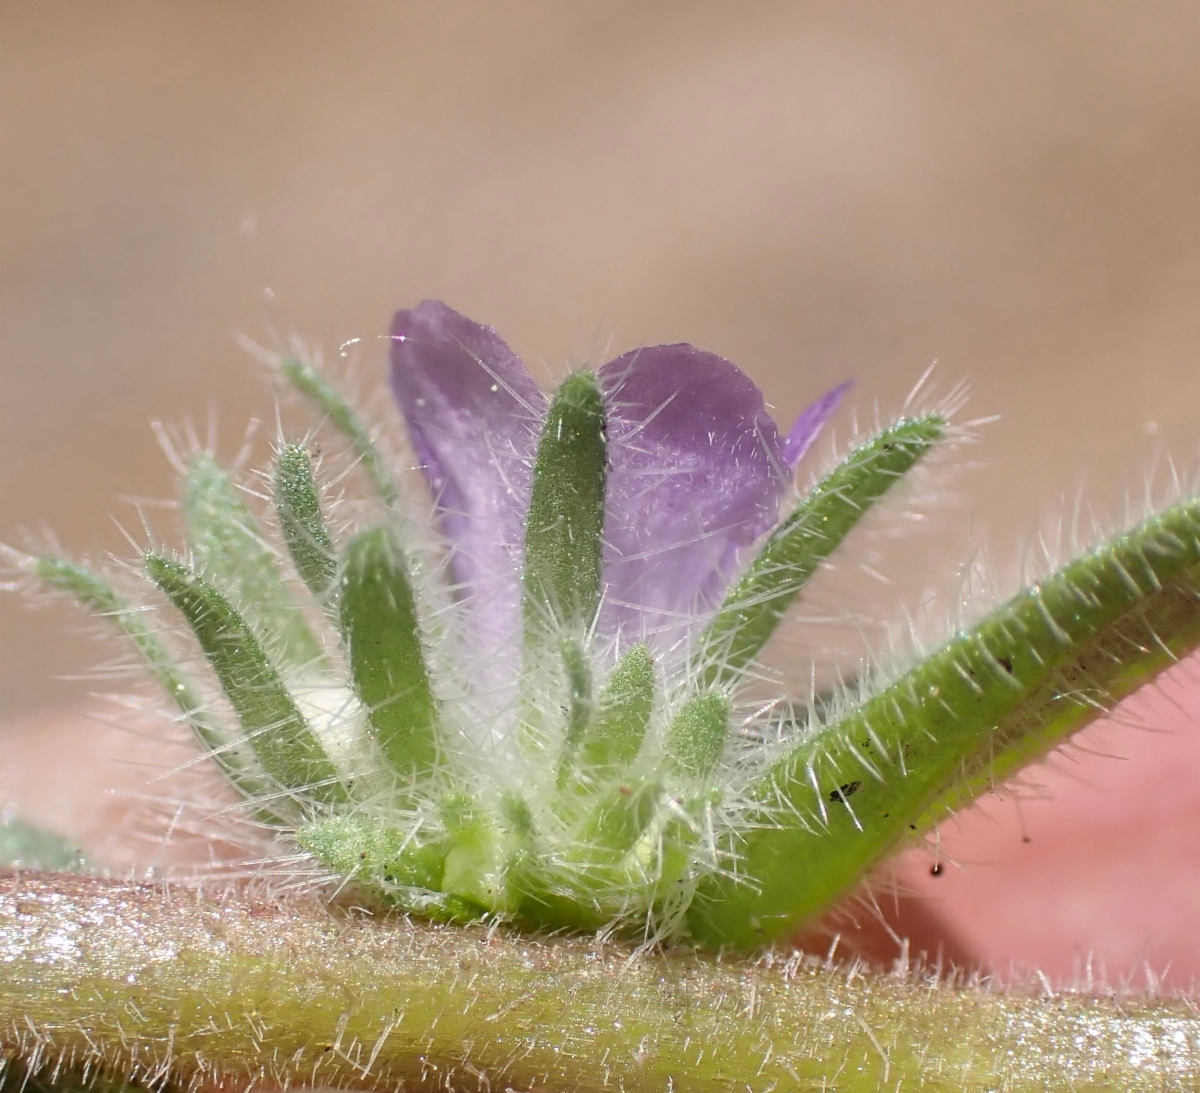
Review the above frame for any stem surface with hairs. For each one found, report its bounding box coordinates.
[1,874,1197,1093]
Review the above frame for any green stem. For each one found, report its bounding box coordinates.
[2,874,1197,1093]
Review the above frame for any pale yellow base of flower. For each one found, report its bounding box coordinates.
[0,874,1196,1092]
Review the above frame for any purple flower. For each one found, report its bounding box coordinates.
[390,300,847,670]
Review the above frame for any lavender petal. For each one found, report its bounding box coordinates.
[389,301,546,677]
[597,344,789,651]
[781,380,852,469]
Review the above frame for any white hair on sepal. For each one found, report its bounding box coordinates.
[0,573,277,881]
[830,432,1200,728]
[1,461,321,884]
[763,380,982,706]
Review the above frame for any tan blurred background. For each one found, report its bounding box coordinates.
[4,0,1200,715]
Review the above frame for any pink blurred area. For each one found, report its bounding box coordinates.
[0,702,248,874]
[896,661,1200,987]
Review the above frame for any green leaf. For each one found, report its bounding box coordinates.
[185,453,324,671]
[699,415,945,689]
[281,357,399,507]
[146,554,345,804]
[523,370,607,640]
[32,555,272,807]
[339,527,440,785]
[915,525,1200,828]
[0,814,85,872]
[686,497,1200,950]
[274,443,338,602]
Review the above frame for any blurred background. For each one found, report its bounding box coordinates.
[4,1,1200,981]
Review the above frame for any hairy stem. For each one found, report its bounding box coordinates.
[1,874,1197,1093]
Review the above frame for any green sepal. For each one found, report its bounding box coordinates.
[686,497,1200,950]
[299,800,514,920]
[438,793,510,911]
[295,814,486,923]
[574,643,656,784]
[281,357,399,507]
[554,637,593,787]
[512,779,662,933]
[663,691,731,780]
[523,370,607,640]
[146,554,346,804]
[339,526,440,786]
[32,555,274,809]
[647,789,721,907]
[296,814,445,890]
[0,814,85,872]
[699,415,945,688]
[578,779,663,870]
[185,453,324,671]
[274,443,338,603]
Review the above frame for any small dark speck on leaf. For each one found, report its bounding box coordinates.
[998,656,1014,674]
[829,781,861,804]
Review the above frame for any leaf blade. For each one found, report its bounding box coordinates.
[687,498,1200,949]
